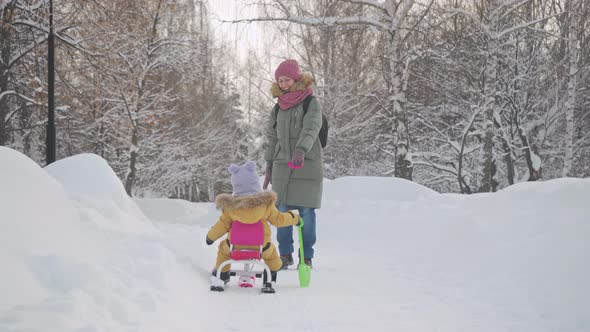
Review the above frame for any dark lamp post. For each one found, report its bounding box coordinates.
[46,0,56,165]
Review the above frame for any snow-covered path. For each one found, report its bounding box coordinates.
[142,177,590,332]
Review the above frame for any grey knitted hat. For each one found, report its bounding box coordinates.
[228,160,262,196]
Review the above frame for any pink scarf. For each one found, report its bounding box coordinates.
[277,87,313,110]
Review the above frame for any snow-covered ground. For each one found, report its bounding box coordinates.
[1,146,589,332]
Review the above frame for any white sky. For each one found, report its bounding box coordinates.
[208,0,267,63]
[2,145,590,331]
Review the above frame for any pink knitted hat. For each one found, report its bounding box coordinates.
[274,59,301,82]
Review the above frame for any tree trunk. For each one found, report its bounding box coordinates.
[457,146,469,194]
[502,141,515,185]
[480,0,499,193]
[517,123,541,181]
[0,6,12,146]
[0,72,8,146]
[387,26,413,180]
[480,130,498,192]
[207,179,215,203]
[124,127,139,196]
[193,178,201,202]
[563,0,579,177]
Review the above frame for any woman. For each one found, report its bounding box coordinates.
[263,59,324,269]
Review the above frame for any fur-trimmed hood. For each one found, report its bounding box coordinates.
[271,72,314,98]
[215,191,277,211]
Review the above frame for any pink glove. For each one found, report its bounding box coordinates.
[288,149,305,169]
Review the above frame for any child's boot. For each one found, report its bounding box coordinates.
[261,270,277,294]
[211,270,230,284]
[262,270,277,283]
[220,271,230,283]
[210,270,230,292]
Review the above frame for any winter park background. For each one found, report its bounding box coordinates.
[1,0,590,331]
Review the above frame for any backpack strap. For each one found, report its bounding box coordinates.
[302,95,314,115]
[272,104,279,128]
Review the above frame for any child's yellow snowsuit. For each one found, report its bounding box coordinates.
[207,191,299,272]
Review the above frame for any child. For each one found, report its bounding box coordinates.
[206,160,300,285]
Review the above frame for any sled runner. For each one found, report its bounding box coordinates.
[210,220,276,294]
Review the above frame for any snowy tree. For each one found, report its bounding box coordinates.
[259,1,383,178]
[0,0,85,159]
[234,0,435,180]
[4,0,588,196]
[43,0,245,199]
[561,0,581,177]
[413,0,561,192]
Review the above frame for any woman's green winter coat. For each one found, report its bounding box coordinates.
[264,72,323,208]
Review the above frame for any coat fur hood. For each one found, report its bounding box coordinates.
[271,72,314,98]
[215,191,277,211]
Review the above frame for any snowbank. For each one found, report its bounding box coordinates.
[46,153,156,234]
[0,147,92,310]
[323,176,438,202]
